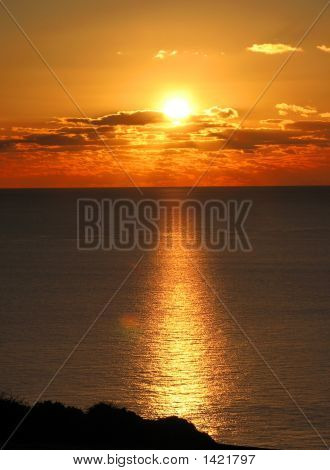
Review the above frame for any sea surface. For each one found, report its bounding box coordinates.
[0,187,329,449]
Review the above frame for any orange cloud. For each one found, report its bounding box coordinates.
[154,50,178,59]
[317,45,330,53]
[204,106,239,120]
[276,103,317,117]
[247,43,303,54]
[0,107,329,187]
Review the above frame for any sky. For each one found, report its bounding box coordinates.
[0,0,329,187]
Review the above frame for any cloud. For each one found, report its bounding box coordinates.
[275,103,317,117]
[285,120,330,135]
[211,127,327,151]
[154,50,178,59]
[320,112,330,118]
[2,110,328,155]
[247,43,303,55]
[0,125,104,152]
[25,133,87,146]
[154,49,213,59]
[0,139,15,150]
[66,110,166,126]
[204,106,239,120]
[1,107,330,188]
[260,118,287,124]
[317,45,330,53]
[259,119,291,129]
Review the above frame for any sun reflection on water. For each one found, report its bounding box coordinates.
[138,239,232,437]
[153,279,210,417]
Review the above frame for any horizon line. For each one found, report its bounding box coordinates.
[0,184,329,191]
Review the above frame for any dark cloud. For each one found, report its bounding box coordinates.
[0,131,90,151]
[0,139,16,150]
[66,111,166,126]
[1,113,329,157]
[284,121,330,142]
[211,127,329,150]
[24,133,86,146]
[56,126,96,135]
[285,120,330,132]
[163,140,197,149]
[260,119,287,124]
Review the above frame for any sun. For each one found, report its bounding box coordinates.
[163,97,191,121]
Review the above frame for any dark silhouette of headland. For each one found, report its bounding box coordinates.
[0,397,255,449]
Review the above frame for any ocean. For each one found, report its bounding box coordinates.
[0,187,329,449]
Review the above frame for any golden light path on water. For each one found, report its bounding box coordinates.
[134,233,235,438]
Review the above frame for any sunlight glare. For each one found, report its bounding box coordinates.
[163,97,191,122]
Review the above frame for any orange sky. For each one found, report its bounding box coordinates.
[0,0,329,187]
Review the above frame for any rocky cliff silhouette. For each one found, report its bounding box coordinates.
[0,397,254,449]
